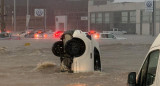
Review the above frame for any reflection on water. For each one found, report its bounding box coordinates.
[66,83,87,86]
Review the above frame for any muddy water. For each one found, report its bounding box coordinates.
[0,44,150,86]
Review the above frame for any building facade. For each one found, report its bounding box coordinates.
[3,0,88,32]
[88,0,160,35]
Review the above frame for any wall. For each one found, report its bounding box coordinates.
[88,0,160,35]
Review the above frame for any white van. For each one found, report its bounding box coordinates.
[128,34,160,86]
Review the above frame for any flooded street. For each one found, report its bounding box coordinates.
[0,36,154,86]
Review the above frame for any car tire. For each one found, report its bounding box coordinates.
[65,38,86,57]
[52,41,64,57]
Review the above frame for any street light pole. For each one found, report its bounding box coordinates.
[152,0,156,36]
[44,9,46,32]
[1,0,5,32]
[27,0,29,15]
[14,0,16,32]
[26,0,29,31]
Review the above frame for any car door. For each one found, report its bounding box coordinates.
[137,50,160,86]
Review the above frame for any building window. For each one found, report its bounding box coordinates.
[104,13,110,23]
[122,12,128,23]
[96,13,102,24]
[130,11,136,23]
[142,10,152,23]
[93,0,107,5]
[91,13,96,24]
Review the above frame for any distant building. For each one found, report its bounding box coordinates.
[88,0,160,35]
[4,0,88,32]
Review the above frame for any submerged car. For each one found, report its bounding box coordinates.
[24,29,45,38]
[128,34,160,86]
[0,32,21,40]
[85,30,126,40]
[52,30,101,73]
[24,30,35,38]
[34,30,44,38]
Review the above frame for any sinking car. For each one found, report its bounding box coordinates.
[52,30,101,73]
[128,34,160,86]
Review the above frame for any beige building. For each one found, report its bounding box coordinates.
[88,0,160,35]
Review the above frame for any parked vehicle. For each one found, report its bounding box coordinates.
[100,33,126,40]
[0,32,21,40]
[53,31,64,39]
[84,31,126,40]
[24,30,35,38]
[103,28,127,35]
[128,34,160,86]
[34,30,44,38]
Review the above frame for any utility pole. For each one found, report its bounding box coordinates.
[14,0,16,32]
[44,9,46,32]
[27,0,29,16]
[152,0,156,36]
[26,0,30,31]
[1,0,5,32]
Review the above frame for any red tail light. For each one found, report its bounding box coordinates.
[6,30,11,33]
[37,31,42,34]
[94,33,100,39]
[54,31,63,38]
[88,30,96,35]
[43,34,48,38]
[34,34,39,38]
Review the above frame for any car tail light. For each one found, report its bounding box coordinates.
[37,31,42,34]
[94,33,100,39]
[6,30,11,33]
[88,30,96,35]
[34,34,39,38]
[54,31,63,38]
[43,34,48,38]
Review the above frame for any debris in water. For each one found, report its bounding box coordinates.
[24,43,31,46]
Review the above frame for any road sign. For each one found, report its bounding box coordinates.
[35,9,44,17]
[81,16,88,20]
[145,0,153,12]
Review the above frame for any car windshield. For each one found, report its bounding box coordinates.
[0,0,159,86]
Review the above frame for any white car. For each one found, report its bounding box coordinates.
[128,34,160,86]
[100,33,126,40]
[52,30,101,73]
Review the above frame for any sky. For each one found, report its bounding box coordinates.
[114,0,145,2]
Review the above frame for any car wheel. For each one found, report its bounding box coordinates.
[52,41,64,57]
[65,38,86,57]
